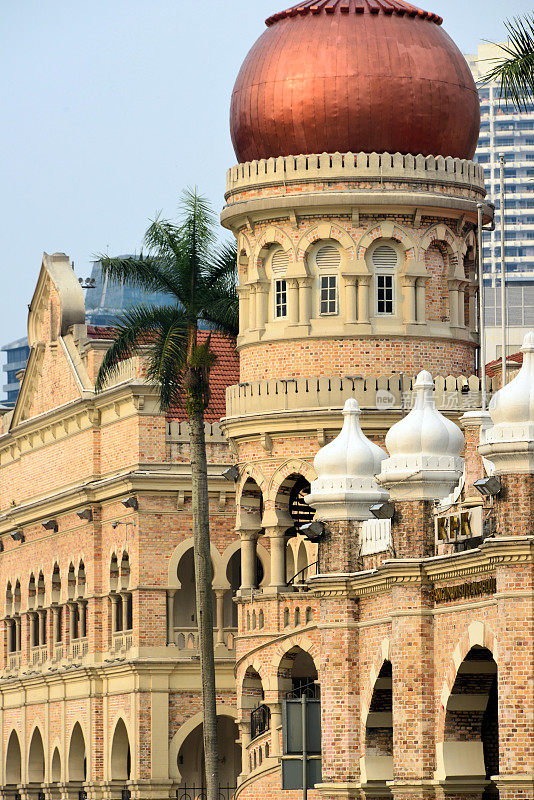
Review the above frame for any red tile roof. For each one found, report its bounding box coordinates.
[87,326,239,422]
[486,351,523,378]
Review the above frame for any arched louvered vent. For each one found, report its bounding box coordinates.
[271,248,289,273]
[316,244,341,270]
[372,244,398,270]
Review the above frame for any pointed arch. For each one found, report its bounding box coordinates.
[51,746,61,783]
[5,729,21,785]
[28,726,45,783]
[110,718,131,781]
[419,223,464,279]
[68,722,86,782]
[236,465,268,507]
[253,226,295,274]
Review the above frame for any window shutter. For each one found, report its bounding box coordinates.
[315,244,341,270]
[372,245,398,270]
[271,248,289,273]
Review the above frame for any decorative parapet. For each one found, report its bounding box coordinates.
[166,420,227,444]
[224,374,497,420]
[226,152,486,198]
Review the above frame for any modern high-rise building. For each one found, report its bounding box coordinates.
[84,258,170,327]
[1,337,30,407]
[467,41,534,358]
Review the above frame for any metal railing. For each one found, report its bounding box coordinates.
[177,786,236,800]
[287,562,318,587]
[250,704,271,740]
[286,680,321,700]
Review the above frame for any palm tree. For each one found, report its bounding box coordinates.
[482,15,534,110]
[95,189,238,800]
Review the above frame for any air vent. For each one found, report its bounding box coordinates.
[271,248,289,273]
[316,244,341,270]
[372,245,398,270]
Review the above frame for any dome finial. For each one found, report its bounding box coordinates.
[378,370,464,501]
[305,398,389,521]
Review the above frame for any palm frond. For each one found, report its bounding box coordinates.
[482,15,534,110]
[96,254,182,300]
[94,304,187,396]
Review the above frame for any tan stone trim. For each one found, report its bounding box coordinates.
[234,623,317,670]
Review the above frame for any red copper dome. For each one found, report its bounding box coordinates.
[230,0,480,163]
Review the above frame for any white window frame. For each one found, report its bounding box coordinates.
[319,274,338,316]
[315,243,341,316]
[372,244,398,316]
[270,247,289,321]
[274,278,288,319]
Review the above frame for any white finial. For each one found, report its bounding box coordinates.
[480,331,534,474]
[305,398,389,521]
[378,370,464,501]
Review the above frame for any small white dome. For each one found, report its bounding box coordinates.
[306,398,389,521]
[379,370,464,501]
[480,331,534,474]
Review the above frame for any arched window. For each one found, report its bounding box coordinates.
[372,244,398,316]
[316,244,341,316]
[271,248,289,320]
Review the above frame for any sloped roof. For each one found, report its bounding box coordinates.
[87,327,239,422]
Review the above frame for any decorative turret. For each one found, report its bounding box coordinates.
[379,370,465,501]
[306,398,388,522]
[378,370,464,559]
[480,331,534,474]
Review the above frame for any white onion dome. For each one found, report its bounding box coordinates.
[378,370,464,501]
[480,331,534,474]
[305,398,389,521]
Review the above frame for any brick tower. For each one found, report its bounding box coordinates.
[221,3,531,800]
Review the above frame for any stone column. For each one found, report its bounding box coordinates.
[238,286,249,335]
[468,283,478,331]
[298,277,312,324]
[110,595,119,634]
[458,284,466,327]
[79,601,87,638]
[415,278,427,323]
[215,590,225,645]
[241,534,258,592]
[267,702,282,758]
[357,276,370,323]
[255,283,268,332]
[121,593,130,631]
[238,720,252,781]
[402,276,417,324]
[166,590,176,645]
[69,603,76,641]
[15,617,21,652]
[248,285,256,330]
[52,607,60,644]
[448,280,460,327]
[265,527,287,593]
[29,612,35,649]
[287,279,299,325]
[39,610,46,646]
[344,276,358,323]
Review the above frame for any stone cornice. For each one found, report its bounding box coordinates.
[309,536,534,598]
[0,463,234,534]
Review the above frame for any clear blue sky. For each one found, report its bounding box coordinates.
[0,0,532,346]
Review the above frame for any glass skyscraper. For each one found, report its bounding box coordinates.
[466,41,534,358]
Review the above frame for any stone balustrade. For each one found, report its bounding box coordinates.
[224,374,497,420]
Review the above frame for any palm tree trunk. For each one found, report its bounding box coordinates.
[189,409,219,800]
